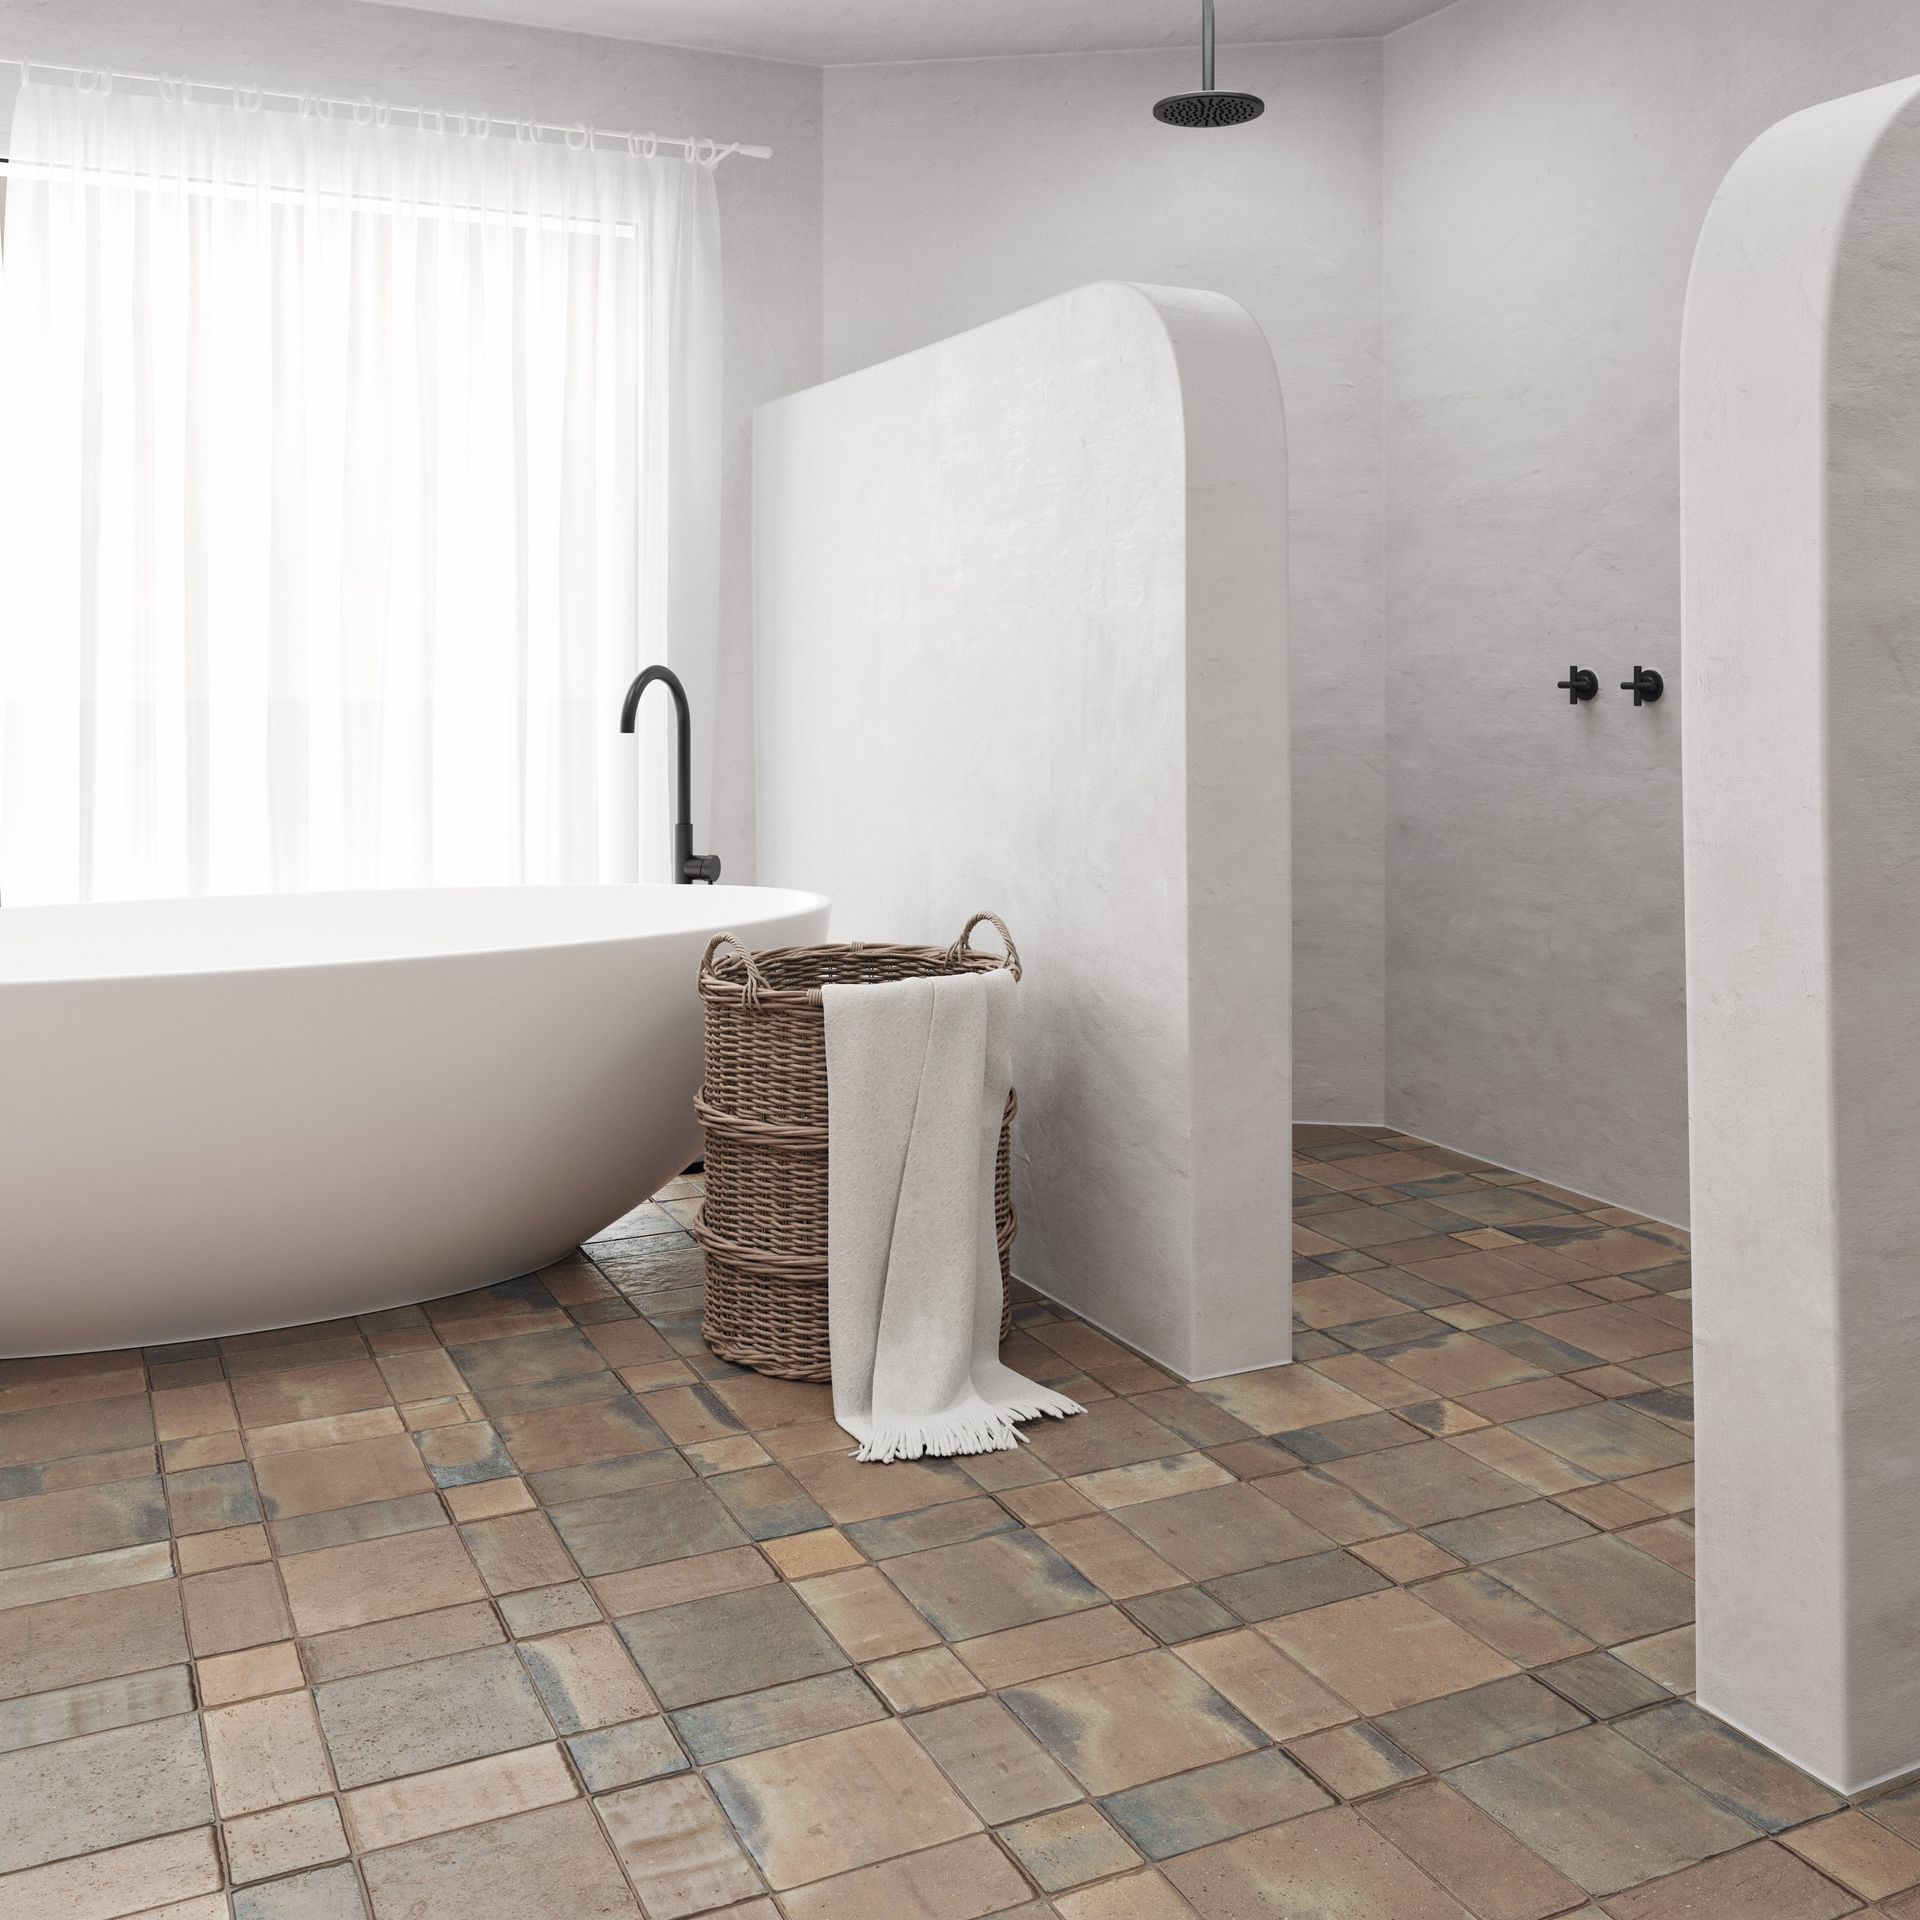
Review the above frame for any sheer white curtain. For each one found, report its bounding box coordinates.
[0,78,720,903]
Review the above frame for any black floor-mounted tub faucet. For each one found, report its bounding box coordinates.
[619,664,721,884]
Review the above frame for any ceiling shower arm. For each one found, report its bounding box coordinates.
[1202,0,1215,90]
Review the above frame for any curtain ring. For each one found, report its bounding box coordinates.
[566,122,590,151]
[97,68,114,95]
[76,68,101,94]
[642,131,658,160]
[353,96,376,125]
[374,99,391,126]
[237,85,263,112]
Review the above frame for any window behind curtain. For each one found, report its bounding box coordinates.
[0,81,720,905]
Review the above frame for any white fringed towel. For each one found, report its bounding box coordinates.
[824,965,1082,1461]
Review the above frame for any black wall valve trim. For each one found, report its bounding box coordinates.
[1621,666,1665,706]
[1556,666,1599,705]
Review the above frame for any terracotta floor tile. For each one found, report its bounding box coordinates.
[1320,1440,1536,1528]
[246,1407,406,1459]
[1489,1534,1694,1645]
[1262,1588,1517,1715]
[863,1644,983,1712]
[360,1802,641,1920]
[792,1566,939,1660]
[0,1538,175,1612]
[1192,1367,1379,1436]
[517,1622,655,1732]
[314,1644,551,1788]
[0,1712,212,1871]
[280,1527,486,1636]
[1162,1803,1474,1919]
[707,1717,979,1888]
[181,1561,293,1656]
[491,1396,669,1476]
[906,1693,1082,1822]
[1112,1483,1335,1584]
[344,1741,575,1852]
[1122,1584,1240,1644]
[300,1598,505,1684]
[1035,1513,1188,1599]
[777,1832,1029,1920]
[886,1529,1104,1639]
[544,1478,748,1577]
[268,1490,446,1560]
[778,1449,974,1525]
[0,1578,188,1701]
[234,1860,370,1918]
[1615,1701,1840,1833]
[195,1640,304,1707]
[955,1605,1155,1689]
[0,1476,169,1571]
[224,1796,351,1884]
[566,1715,688,1791]
[1372,1672,1587,1770]
[1508,1402,1692,1479]
[1358,1778,1586,1920]
[1070,1453,1234,1511]
[1254,1466,1404,1545]
[204,1690,334,1815]
[0,1665,193,1754]
[1002,1801,1141,1891]
[1422,1498,1596,1565]
[1101,1747,1330,1863]
[254,1434,432,1521]
[444,1328,609,1395]
[590,1544,773,1616]
[0,1394,155,1470]
[1451,1724,1760,1896]
[460,1510,578,1594]
[0,1826,222,1920]
[1053,1869,1205,1919]
[229,1362,391,1431]
[1176,1626,1353,1741]
[1001,1650,1264,1794]
[445,1477,535,1523]
[1285,1720,1426,1800]
[670,1669,887,1764]
[1416,1568,1595,1664]
[163,1462,262,1535]
[617,1582,847,1708]
[1601,1838,1862,1920]
[844,1496,1020,1559]
[1783,1811,1920,1900]
[706,1464,832,1541]
[1536,1650,1672,1719]
[412,1420,515,1487]
[1615,1625,1695,1693]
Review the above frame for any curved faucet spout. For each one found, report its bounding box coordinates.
[619,664,721,884]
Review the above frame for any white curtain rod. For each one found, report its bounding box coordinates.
[0,58,771,162]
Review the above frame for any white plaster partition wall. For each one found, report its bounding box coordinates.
[1683,73,1920,1793]
[1382,0,1920,1224]
[823,45,1383,1127]
[754,283,1289,1380]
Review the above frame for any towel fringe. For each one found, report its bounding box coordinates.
[852,1390,1085,1464]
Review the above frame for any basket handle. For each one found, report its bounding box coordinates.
[700,932,774,1008]
[948,911,1022,981]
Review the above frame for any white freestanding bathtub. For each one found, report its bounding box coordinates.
[0,884,829,1356]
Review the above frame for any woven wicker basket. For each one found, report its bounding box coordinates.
[692,912,1021,1382]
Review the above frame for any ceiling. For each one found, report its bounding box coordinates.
[385,0,1459,67]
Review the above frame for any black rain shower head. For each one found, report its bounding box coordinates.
[1153,0,1266,128]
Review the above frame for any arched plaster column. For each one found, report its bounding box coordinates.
[753,283,1290,1380]
[1683,73,1920,1793]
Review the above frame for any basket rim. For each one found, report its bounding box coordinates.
[699,911,1020,1010]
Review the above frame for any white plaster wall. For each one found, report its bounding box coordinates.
[0,0,823,877]
[1382,0,1920,1222]
[753,283,1290,1380]
[1685,69,1920,1794]
[822,44,1383,1124]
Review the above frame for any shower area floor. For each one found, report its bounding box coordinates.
[1,1127,1915,1919]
